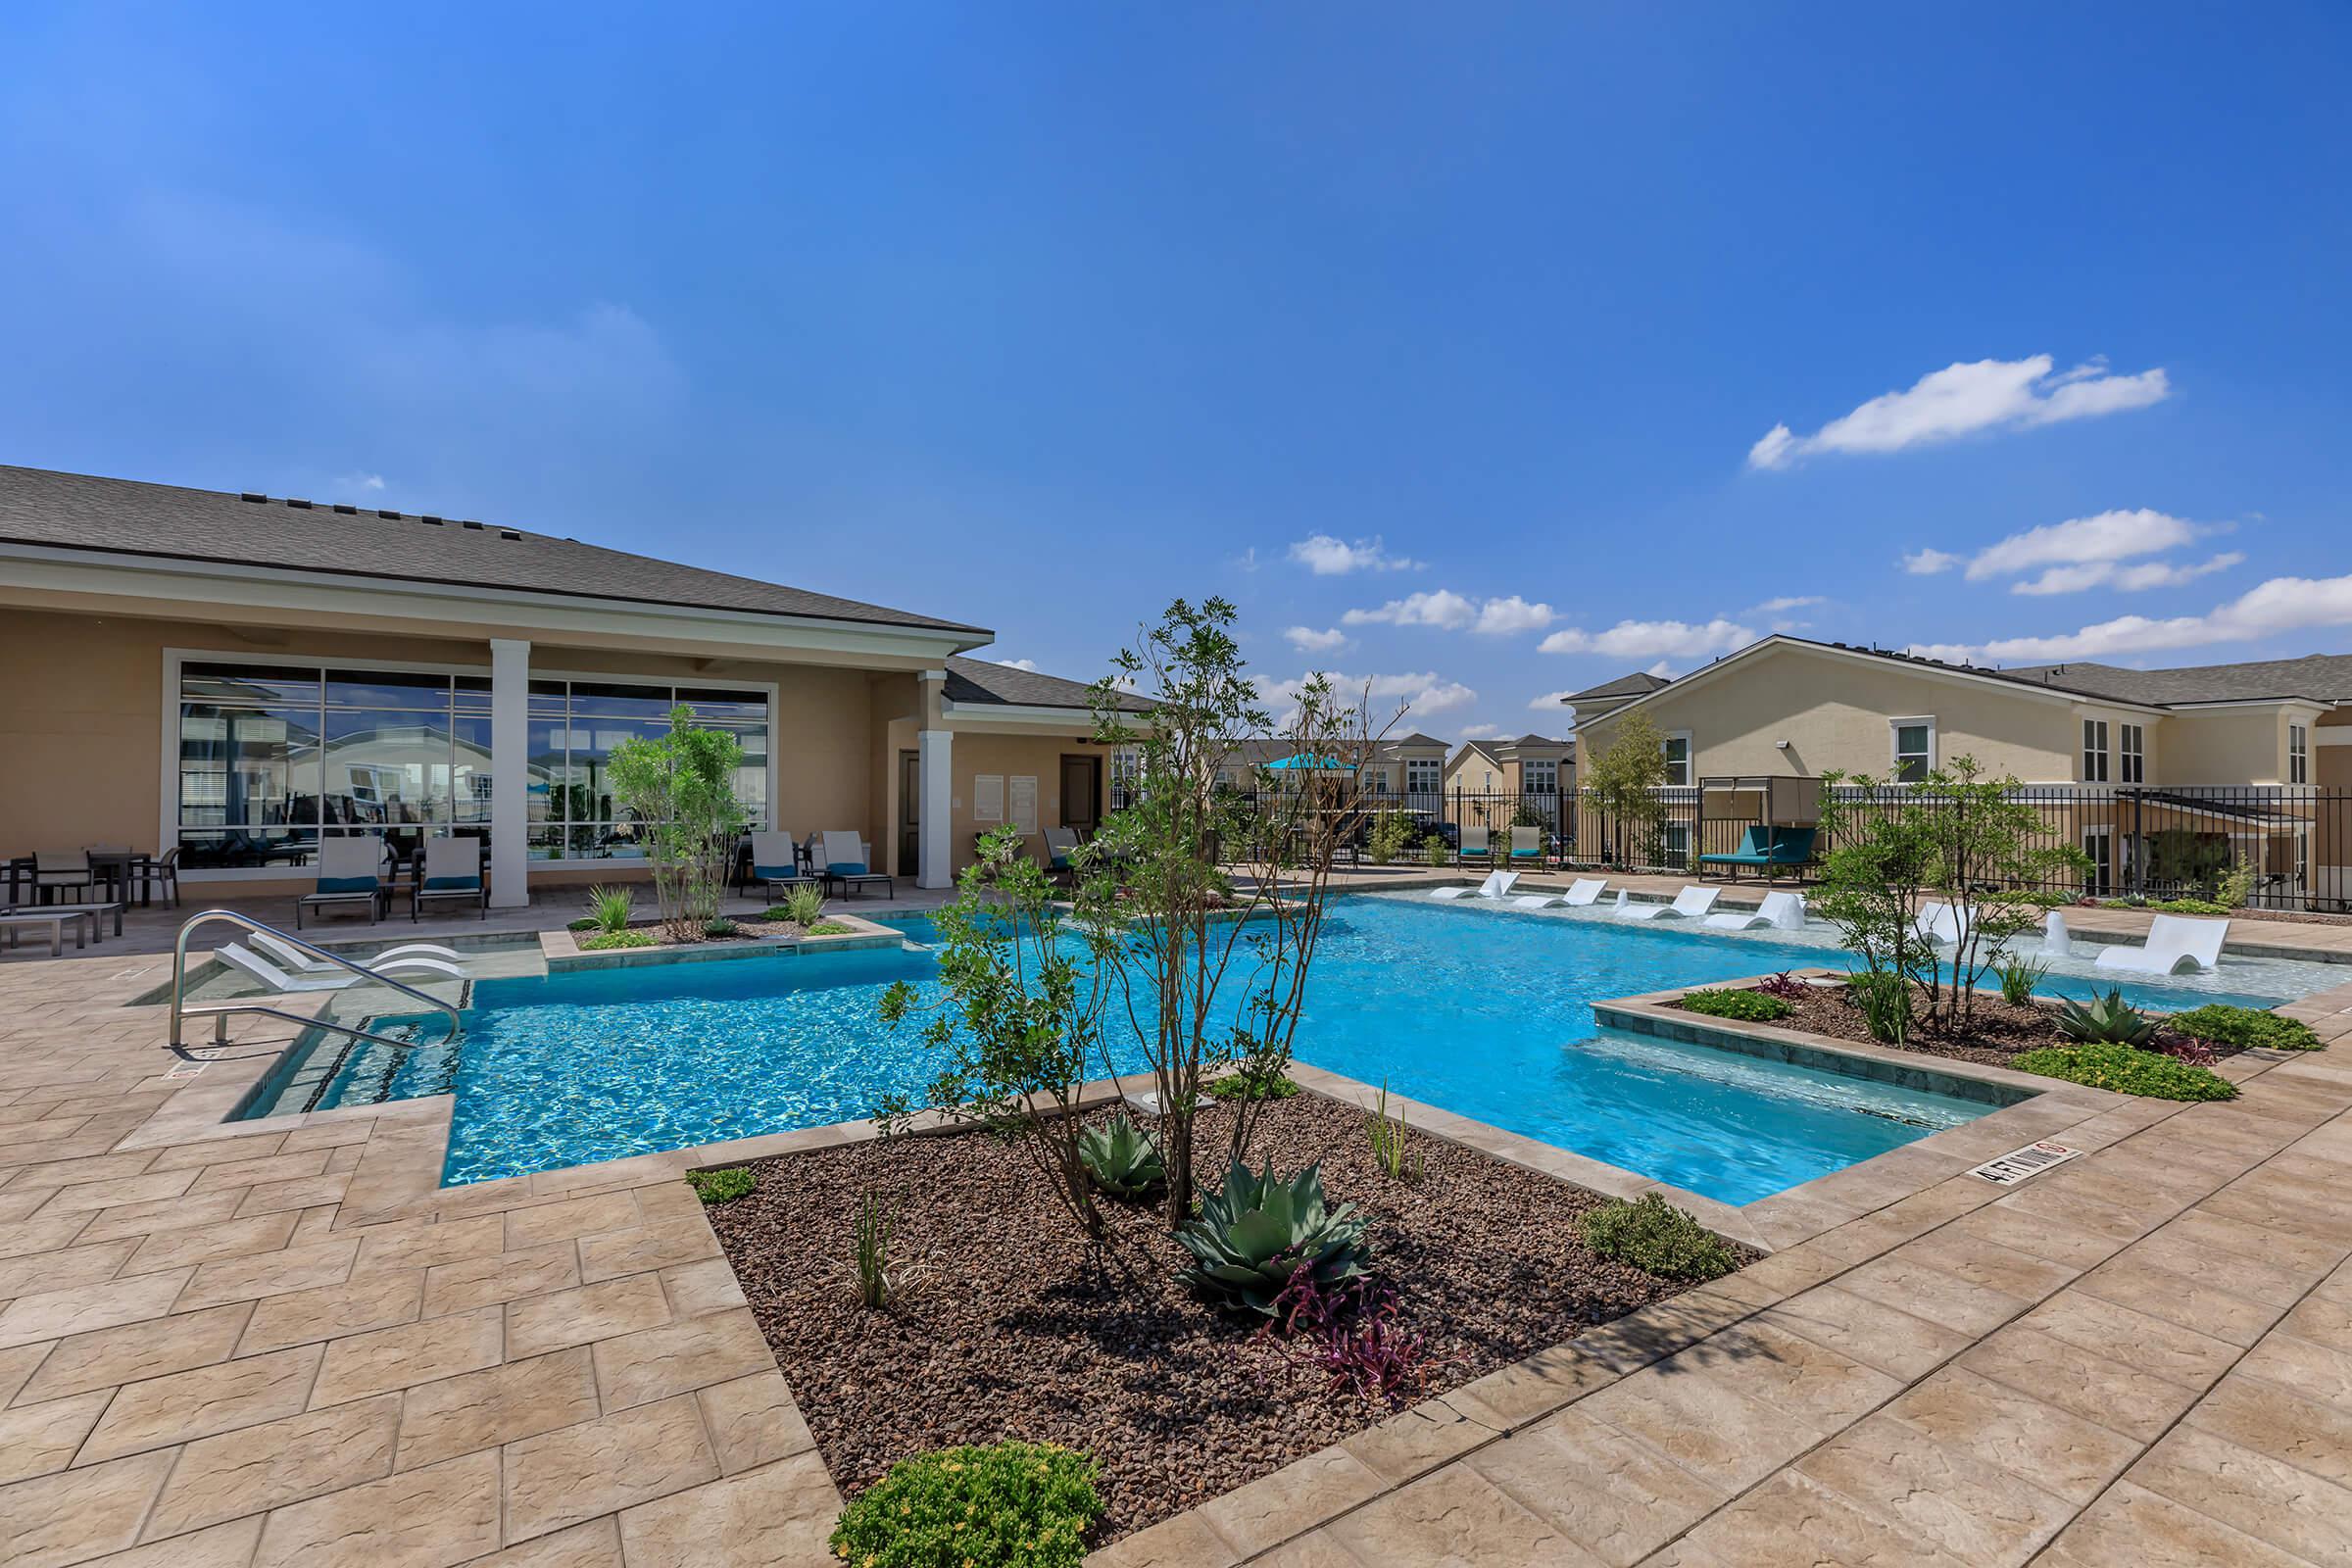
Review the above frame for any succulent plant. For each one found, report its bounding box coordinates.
[1077,1112,1164,1200]
[1176,1158,1371,1315]
[2056,988,2158,1048]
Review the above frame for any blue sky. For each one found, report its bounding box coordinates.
[4,3,2349,741]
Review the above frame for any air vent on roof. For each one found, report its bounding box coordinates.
[286,498,311,509]
[421,515,444,525]
[376,509,400,519]
[499,529,521,541]
[240,492,267,504]
[332,503,357,514]
[461,519,482,530]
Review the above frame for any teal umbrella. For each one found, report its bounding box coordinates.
[1263,753,1348,771]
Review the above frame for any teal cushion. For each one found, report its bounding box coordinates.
[828,861,868,876]
[1511,845,1542,857]
[422,875,478,892]
[317,876,376,895]
[756,864,800,882]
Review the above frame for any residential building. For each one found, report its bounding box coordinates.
[1210,733,1450,803]
[0,465,1143,903]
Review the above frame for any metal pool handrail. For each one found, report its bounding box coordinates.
[168,908,463,1053]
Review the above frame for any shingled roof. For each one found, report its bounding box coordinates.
[0,464,988,635]
[942,657,1152,712]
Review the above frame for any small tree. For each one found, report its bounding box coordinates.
[1918,757,2091,1018]
[605,706,747,941]
[876,825,1115,1241]
[1581,710,1670,868]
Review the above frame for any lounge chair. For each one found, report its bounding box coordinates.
[1562,877,1609,906]
[818,831,894,899]
[749,832,814,899]
[298,838,387,930]
[412,836,488,921]
[216,943,464,994]
[1456,826,1492,868]
[1041,826,1082,885]
[248,929,459,976]
[1511,890,1567,908]
[1615,886,1720,921]
[2038,909,2073,958]
[1697,826,1819,881]
[1506,825,1548,870]
[2094,914,2228,976]
[1430,870,1518,902]
[1702,890,1807,931]
[1913,902,1975,948]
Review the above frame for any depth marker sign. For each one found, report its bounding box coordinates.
[1970,1141,2082,1185]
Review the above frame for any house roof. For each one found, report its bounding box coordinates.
[942,657,1152,712]
[1565,671,1671,703]
[0,464,989,636]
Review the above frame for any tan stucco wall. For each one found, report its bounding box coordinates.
[1578,644,2083,782]
[2158,706,2312,786]
[944,732,1110,874]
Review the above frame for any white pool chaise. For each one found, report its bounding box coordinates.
[1432,871,1520,902]
[1512,892,1566,908]
[249,929,460,976]
[1703,890,1806,932]
[2094,913,2229,976]
[216,944,466,995]
[1616,886,1720,921]
[1563,877,1609,906]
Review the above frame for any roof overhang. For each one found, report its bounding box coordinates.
[0,542,989,670]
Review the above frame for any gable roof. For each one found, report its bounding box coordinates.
[1566,671,1671,703]
[943,657,1151,712]
[0,464,988,636]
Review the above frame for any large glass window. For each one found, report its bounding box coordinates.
[2120,723,2145,784]
[176,661,767,869]
[1405,758,1441,795]
[1662,733,1692,788]
[1524,760,1559,797]
[2082,719,2110,783]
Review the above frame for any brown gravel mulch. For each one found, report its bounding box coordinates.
[708,1094,1719,1544]
[1707,981,2236,1068]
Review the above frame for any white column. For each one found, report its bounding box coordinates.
[489,638,531,907]
[918,728,953,890]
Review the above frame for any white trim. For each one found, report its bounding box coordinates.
[160,645,782,881]
[488,639,530,907]
[1888,715,1936,780]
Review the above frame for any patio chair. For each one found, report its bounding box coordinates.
[1702,890,1807,931]
[1456,826,1491,868]
[1697,826,1818,881]
[1615,885,1720,921]
[126,848,180,908]
[412,836,487,921]
[31,851,92,906]
[297,838,388,930]
[1041,826,1081,885]
[749,832,814,899]
[2094,914,2228,976]
[249,929,459,975]
[216,943,464,994]
[818,831,894,899]
[1505,825,1548,870]
[1562,877,1609,906]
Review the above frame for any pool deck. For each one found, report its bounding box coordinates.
[2,885,2352,1565]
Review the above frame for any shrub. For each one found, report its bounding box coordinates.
[1364,1081,1422,1184]
[850,1191,898,1309]
[704,917,739,940]
[808,919,858,936]
[565,916,599,932]
[1177,1159,1370,1316]
[772,883,828,927]
[1753,971,1811,1002]
[1261,1271,1443,1411]
[586,884,634,935]
[1845,968,1911,1045]
[2055,989,2158,1047]
[2154,897,2232,916]
[829,1442,1102,1568]
[1994,955,2050,1006]
[1578,1194,1738,1281]
[687,1166,755,1204]
[1077,1112,1164,1200]
[578,930,658,952]
[2166,1004,2324,1053]
[2016,1042,2238,1102]
[1678,989,1792,1023]
[1368,812,1415,865]
[1423,838,1449,869]
[1204,1065,1299,1102]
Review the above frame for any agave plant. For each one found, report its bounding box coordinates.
[1077,1112,1164,1200]
[2056,988,2158,1048]
[1176,1158,1371,1316]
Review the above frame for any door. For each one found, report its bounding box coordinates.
[899,751,920,876]
[1060,755,1102,836]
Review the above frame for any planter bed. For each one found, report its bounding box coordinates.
[1690,979,2239,1069]
[707,1092,1725,1545]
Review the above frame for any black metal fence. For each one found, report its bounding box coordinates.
[1242,784,2352,913]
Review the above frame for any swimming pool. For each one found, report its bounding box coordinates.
[261,893,2343,1200]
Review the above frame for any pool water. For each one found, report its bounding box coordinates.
[290,893,2337,1200]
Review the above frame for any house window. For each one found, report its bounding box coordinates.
[1110,745,1142,808]
[1662,732,1691,788]
[1405,758,1441,796]
[2082,719,2110,783]
[1889,718,1934,783]
[523,679,769,861]
[2082,826,2114,895]
[2120,723,2144,784]
[2290,724,2309,785]
[1524,760,1558,797]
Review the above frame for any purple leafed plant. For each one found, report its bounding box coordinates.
[1753,971,1810,1002]
[1253,1267,1450,1411]
[2157,1035,2219,1066]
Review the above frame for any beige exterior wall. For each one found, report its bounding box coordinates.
[943,732,1111,875]
[1444,747,1504,794]
[2158,705,2316,787]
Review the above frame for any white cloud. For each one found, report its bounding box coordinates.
[1343,590,1475,630]
[1908,571,2352,663]
[1540,617,1755,661]
[1287,534,1424,575]
[1748,355,2170,468]
[1457,723,1501,741]
[1231,547,1261,573]
[1283,625,1350,653]
[1529,690,1576,710]
[1965,508,2204,581]
[1644,661,1677,678]
[2011,552,2244,597]
[991,657,1040,672]
[333,471,386,493]
[1745,595,1823,615]
[1341,590,1554,635]
[1256,669,1477,725]
[1903,549,1962,575]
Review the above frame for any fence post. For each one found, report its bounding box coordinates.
[2129,789,2144,898]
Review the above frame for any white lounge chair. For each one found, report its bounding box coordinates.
[216,943,464,994]
[1703,890,1806,931]
[248,929,459,976]
[1617,885,1720,921]
[1430,870,1518,902]
[2038,909,2073,958]
[2095,913,2228,976]
[1563,877,1608,906]
[1511,892,1566,909]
